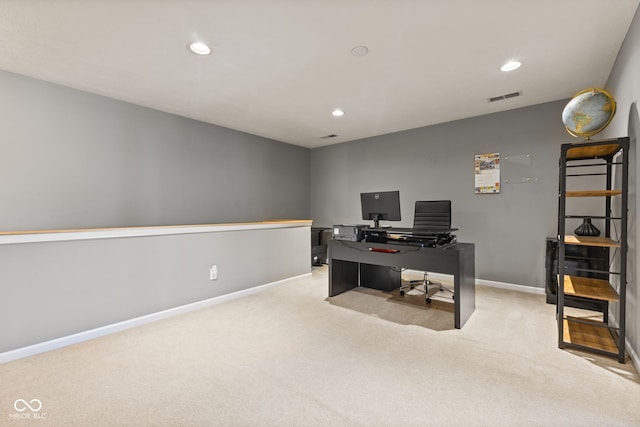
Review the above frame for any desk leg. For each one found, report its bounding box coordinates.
[455,247,476,329]
[329,259,359,297]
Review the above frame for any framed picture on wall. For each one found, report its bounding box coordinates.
[474,153,500,193]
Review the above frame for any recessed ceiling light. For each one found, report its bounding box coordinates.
[332,109,345,117]
[189,42,211,55]
[501,61,521,72]
[351,46,369,57]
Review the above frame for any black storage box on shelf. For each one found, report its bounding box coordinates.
[545,238,609,313]
[311,227,332,266]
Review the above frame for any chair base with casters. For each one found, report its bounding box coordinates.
[400,200,457,303]
[400,272,454,303]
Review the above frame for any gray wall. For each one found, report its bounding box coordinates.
[0,226,310,353]
[604,4,640,361]
[310,100,578,288]
[0,70,310,231]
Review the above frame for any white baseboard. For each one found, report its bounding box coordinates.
[475,278,546,295]
[0,272,311,364]
[626,343,640,370]
[606,315,640,369]
[404,270,546,295]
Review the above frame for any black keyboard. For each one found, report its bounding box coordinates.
[381,233,456,248]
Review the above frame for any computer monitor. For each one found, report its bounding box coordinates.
[360,190,401,228]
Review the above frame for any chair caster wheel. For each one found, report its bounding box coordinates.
[400,290,405,296]
[426,298,432,304]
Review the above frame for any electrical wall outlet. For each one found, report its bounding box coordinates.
[209,265,218,281]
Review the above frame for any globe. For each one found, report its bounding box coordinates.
[561,88,616,138]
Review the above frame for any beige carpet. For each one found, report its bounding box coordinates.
[1,266,639,426]
[327,278,455,331]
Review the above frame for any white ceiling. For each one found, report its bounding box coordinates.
[1,1,638,148]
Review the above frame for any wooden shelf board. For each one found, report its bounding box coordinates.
[559,275,619,301]
[564,235,620,248]
[566,143,622,160]
[563,318,618,353]
[565,190,622,197]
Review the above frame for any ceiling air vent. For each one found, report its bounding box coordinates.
[321,134,339,139]
[488,91,522,103]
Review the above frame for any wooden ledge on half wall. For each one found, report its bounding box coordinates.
[0,219,314,245]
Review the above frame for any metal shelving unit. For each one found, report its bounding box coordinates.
[557,137,629,363]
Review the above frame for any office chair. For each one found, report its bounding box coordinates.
[400,200,455,303]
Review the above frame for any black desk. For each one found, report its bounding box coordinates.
[328,240,475,329]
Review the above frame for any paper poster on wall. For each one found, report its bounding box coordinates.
[474,153,500,193]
